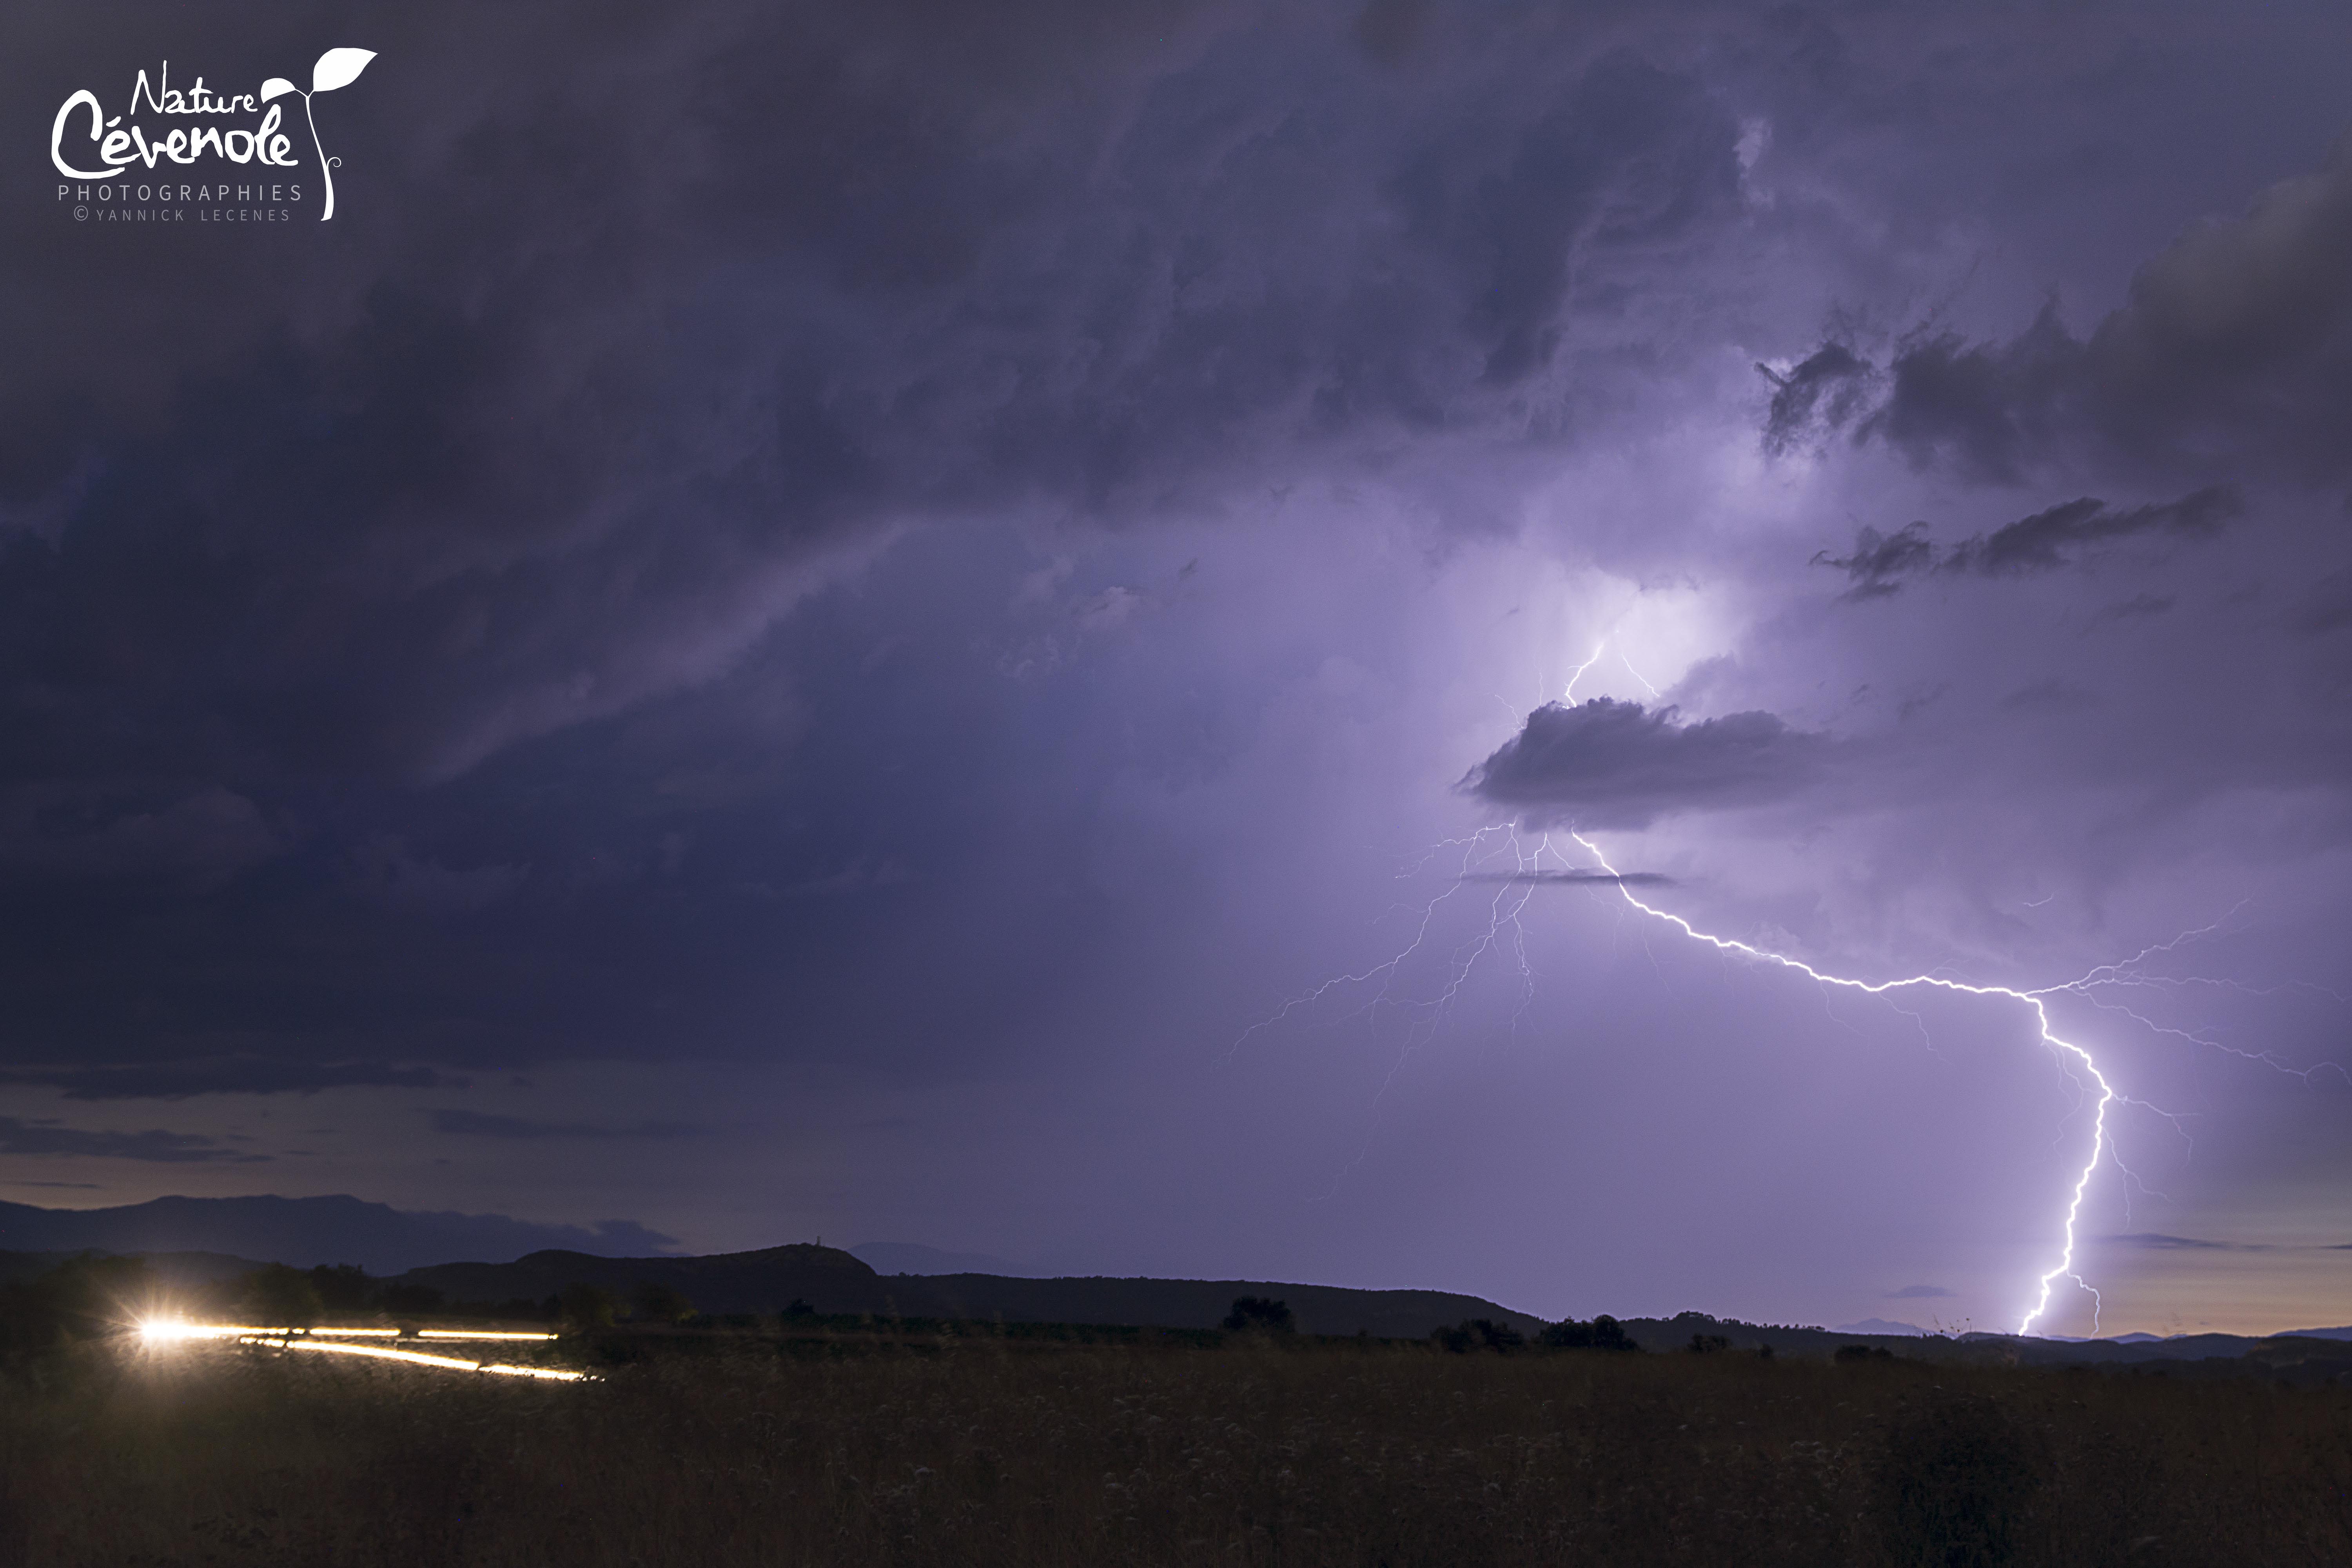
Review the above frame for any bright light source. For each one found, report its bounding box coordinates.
[132,1319,588,1381]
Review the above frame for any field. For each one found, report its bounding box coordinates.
[4,1327,2352,1567]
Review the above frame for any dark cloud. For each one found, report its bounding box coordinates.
[1456,870,1676,886]
[0,786,285,885]
[1463,698,1830,828]
[0,1060,459,1101]
[1789,138,2352,486]
[1810,523,1933,600]
[1944,488,2241,575]
[426,1109,714,1140]
[2105,1232,2257,1252]
[1759,342,1873,456]
[0,1116,267,1163]
[0,3,1747,795]
[0,1,1756,1083]
[1813,487,2240,598]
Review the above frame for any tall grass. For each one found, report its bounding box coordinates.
[3,1336,2348,1565]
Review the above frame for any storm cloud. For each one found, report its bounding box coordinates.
[0,1060,459,1101]
[0,1116,266,1163]
[0,0,1763,1082]
[1464,699,1832,828]
[1786,138,2352,488]
[1814,487,2242,597]
[1456,870,1677,887]
[425,1110,715,1140]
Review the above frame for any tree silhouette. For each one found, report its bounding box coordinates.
[1222,1296,1294,1334]
[240,1264,323,1330]
[306,1264,372,1312]
[1434,1318,1526,1353]
[558,1281,619,1331]
[631,1281,695,1326]
[1539,1314,1639,1351]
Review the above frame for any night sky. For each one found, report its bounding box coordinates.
[7,0,2352,1338]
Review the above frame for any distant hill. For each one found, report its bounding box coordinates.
[875,1274,1550,1339]
[1614,1311,2352,1378]
[1834,1318,1927,1336]
[400,1243,880,1312]
[0,1195,677,1274]
[852,1241,1032,1276]
[394,1245,1549,1338]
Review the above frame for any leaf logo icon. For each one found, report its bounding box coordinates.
[260,48,375,220]
[311,49,375,94]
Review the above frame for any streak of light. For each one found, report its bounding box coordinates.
[139,1320,558,1344]
[1563,644,1606,702]
[1568,829,2107,1337]
[1617,650,1661,698]
[239,1335,591,1380]
[1240,817,2203,1337]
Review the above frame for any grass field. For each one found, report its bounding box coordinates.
[4,1328,2351,1566]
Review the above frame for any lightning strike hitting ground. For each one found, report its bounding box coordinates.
[1245,635,2318,1336]
[1562,830,2111,1336]
[1241,810,2286,1337]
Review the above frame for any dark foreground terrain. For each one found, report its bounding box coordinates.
[4,1327,2350,1567]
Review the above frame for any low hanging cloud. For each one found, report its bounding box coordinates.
[426,1109,715,1140]
[1814,486,2241,599]
[1455,869,1677,886]
[0,1116,268,1163]
[1464,698,1831,828]
[0,1060,461,1102]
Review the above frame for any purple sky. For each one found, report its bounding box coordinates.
[5,0,2351,1336]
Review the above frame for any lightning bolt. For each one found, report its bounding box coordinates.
[1563,643,1607,703]
[1565,829,2110,1336]
[1247,641,2310,1338]
[1241,817,2281,1338]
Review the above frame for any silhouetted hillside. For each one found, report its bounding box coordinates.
[1613,1312,2352,1380]
[391,1246,1547,1336]
[399,1243,882,1312]
[851,1242,1030,1276]
[884,1274,1550,1339]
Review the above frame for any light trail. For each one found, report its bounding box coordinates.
[139,1321,558,1343]
[239,1335,591,1380]
[137,1319,587,1379]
